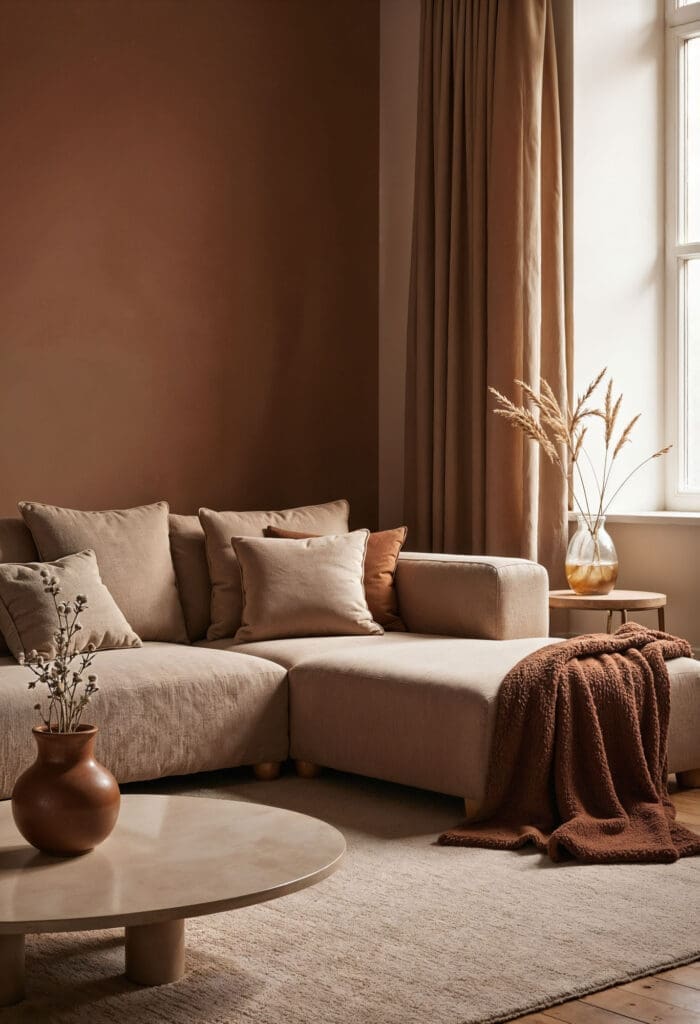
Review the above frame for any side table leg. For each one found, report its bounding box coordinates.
[606,610,613,633]
[658,607,665,631]
[620,609,628,624]
[125,919,185,986]
[0,933,25,1006]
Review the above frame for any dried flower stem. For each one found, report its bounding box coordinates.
[20,572,99,733]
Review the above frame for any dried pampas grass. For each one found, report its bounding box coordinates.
[489,369,671,535]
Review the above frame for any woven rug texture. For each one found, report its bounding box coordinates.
[4,768,699,1024]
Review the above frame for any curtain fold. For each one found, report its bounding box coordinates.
[404,0,567,581]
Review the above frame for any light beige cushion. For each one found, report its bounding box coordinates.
[169,514,210,642]
[199,499,350,641]
[395,552,549,639]
[232,531,383,644]
[19,501,188,644]
[286,634,558,799]
[0,643,289,798]
[0,518,39,656]
[0,549,141,660]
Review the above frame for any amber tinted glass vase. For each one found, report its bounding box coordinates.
[565,515,618,595]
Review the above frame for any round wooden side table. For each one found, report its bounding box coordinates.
[548,589,667,634]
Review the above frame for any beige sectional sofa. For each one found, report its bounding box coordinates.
[1,516,699,804]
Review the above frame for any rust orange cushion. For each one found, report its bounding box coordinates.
[264,525,407,631]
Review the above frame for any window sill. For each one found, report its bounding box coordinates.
[567,511,700,526]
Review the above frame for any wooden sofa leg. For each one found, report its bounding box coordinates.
[676,769,700,789]
[253,762,281,781]
[464,798,482,822]
[295,760,322,779]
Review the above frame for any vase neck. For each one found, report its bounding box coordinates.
[578,514,606,531]
[32,726,97,766]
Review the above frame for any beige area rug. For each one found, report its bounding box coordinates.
[5,768,699,1024]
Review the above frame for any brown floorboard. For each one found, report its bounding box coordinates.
[512,783,700,1024]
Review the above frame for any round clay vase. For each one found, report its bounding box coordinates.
[11,725,120,856]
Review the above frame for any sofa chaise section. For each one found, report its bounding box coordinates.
[202,553,555,802]
[0,643,288,798]
[202,552,700,807]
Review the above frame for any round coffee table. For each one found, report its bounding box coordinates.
[548,589,667,633]
[0,794,345,1005]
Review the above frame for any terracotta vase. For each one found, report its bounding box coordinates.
[11,725,120,856]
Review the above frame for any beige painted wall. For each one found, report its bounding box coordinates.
[567,0,699,650]
[564,519,699,652]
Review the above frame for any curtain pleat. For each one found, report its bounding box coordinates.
[404,0,567,582]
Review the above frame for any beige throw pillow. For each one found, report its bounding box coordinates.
[199,499,350,640]
[232,530,383,644]
[0,550,141,661]
[19,501,188,644]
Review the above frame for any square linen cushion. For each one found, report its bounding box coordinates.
[199,499,350,641]
[264,525,408,630]
[0,549,141,661]
[232,530,383,643]
[19,501,188,644]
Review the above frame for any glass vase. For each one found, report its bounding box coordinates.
[565,515,618,596]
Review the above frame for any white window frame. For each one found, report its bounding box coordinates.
[666,0,700,510]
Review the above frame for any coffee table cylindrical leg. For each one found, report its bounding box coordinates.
[0,934,25,1006]
[125,919,185,986]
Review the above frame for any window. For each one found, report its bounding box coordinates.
[666,1,700,508]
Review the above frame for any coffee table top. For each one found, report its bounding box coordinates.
[0,794,345,934]
[549,589,666,610]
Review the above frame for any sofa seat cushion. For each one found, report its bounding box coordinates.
[198,633,407,669]
[201,633,556,798]
[284,634,558,800]
[0,643,288,798]
[200,634,700,800]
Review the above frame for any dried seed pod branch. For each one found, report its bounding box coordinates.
[19,575,99,733]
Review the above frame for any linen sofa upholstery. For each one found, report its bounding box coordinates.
[203,634,557,800]
[395,553,549,639]
[169,513,211,641]
[201,635,700,799]
[0,518,39,656]
[667,657,700,775]
[0,644,288,798]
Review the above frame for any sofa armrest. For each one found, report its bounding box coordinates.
[395,552,549,640]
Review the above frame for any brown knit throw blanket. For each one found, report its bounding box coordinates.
[440,624,700,863]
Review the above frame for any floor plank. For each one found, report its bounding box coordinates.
[583,987,700,1024]
[511,785,700,1024]
[621,980,700,1013]
[544,1001,631,1024]
[659,968,700,992]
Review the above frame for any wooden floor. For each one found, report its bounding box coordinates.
[516,783,700,1024]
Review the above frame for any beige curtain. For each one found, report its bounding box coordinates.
[404,0,567,580]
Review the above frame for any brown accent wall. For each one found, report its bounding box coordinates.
[0,0,379,527]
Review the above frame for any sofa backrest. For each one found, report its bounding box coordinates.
[168,514,211,642]
[0,517,40,654]
[0,514,213,648]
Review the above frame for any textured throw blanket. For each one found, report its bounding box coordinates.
[440,624,700,863]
